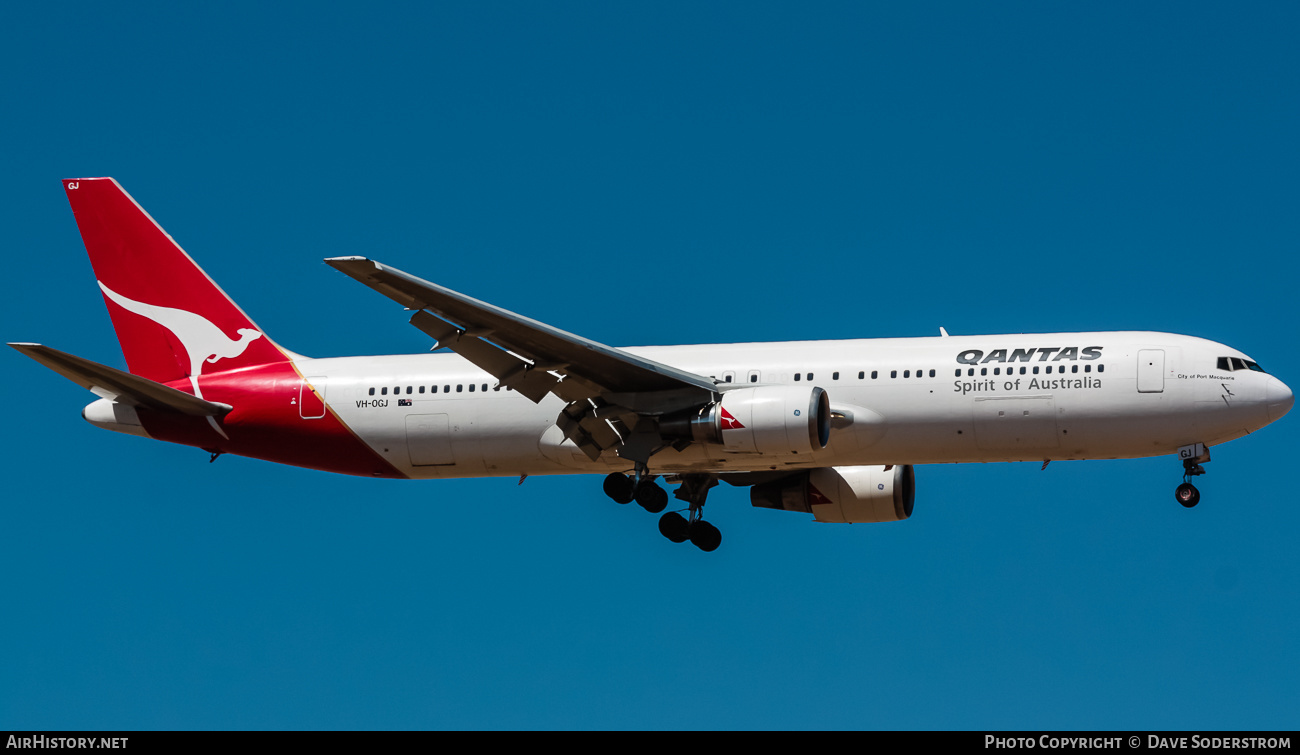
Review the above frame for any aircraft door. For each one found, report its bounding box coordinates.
[1137,350,1165,393]
[299,376,327,419]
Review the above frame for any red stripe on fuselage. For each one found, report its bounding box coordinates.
[137,361,404,479]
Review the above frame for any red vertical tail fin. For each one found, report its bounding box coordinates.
[63,178,289,388]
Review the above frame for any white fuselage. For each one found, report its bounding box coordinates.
[295,331,1289,479]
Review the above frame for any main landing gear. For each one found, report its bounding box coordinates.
[602,471,668,513]
[602,470,721,551]
[658,509,721,552]
[1175,443,1210,508]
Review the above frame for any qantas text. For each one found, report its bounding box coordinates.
[956,347,1102,364]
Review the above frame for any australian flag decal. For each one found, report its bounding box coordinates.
[398,398,412,407]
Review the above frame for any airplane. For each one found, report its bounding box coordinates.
[10,178,1294,552]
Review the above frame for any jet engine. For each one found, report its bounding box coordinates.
[750,465,915,523]
[661,385,831,455]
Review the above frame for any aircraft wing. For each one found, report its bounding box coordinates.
[9,343,233,417]
[325,257,719,459]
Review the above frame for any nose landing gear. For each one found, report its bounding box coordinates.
[1175,443,1210,508]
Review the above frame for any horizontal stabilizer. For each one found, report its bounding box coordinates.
[9,343,233,417]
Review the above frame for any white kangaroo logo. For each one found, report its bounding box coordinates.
[99,281,264,439]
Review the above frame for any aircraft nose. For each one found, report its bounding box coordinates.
[1267,377,1293,422]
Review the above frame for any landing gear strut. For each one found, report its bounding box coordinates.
[657,474,721,552]
[1175,443,1210,508]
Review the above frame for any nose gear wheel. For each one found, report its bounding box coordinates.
[1174,444,1210,509]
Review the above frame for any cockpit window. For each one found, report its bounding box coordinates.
[1218,356,1267,374]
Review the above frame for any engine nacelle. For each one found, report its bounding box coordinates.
[750,465,915,523]
[662,385,831,455]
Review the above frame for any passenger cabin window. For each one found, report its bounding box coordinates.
[871,371,878,379]
[381,387,388,395]
[369,388,375,396]
[833,372,839,380]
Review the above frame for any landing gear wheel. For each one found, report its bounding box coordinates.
[635,480,668,513]
[689,520,722,552]
[1175,482,1200,508]
[603,473,634,504]
[658,512,689,543]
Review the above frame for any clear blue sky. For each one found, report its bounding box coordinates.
[2,2,1298,730]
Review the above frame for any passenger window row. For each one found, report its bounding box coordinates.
[737,365,1108,383]
[362,359,1115,398]
[954,364,1104,377]
[368,383,502,396]
[373,361,1109,397]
